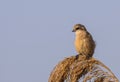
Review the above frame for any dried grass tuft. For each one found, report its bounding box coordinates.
[48,55,119,82]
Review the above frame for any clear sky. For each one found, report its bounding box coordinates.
[0,0,120,82]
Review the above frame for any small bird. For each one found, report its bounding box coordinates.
[72,24,96,58]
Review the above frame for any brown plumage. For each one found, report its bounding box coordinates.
[72,24,95,58]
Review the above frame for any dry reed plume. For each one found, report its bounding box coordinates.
[48,55,119,82]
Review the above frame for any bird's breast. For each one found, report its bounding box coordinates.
[74,37,84,53]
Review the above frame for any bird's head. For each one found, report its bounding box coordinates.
[72,24,87,32]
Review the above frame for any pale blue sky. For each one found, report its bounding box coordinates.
[0,0,120,82]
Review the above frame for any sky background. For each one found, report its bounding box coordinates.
[0,0,120,82]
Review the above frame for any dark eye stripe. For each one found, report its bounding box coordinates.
[76,28,79,30]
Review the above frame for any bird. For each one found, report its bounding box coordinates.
[72,24,96,58]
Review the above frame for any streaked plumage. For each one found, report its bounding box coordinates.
[72,24,95,57]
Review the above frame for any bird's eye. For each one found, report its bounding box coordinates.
[76,28,79,30]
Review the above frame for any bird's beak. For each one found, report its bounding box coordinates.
[72,29,75,32]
